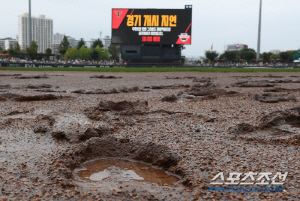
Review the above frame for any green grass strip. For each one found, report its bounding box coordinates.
[1,67,300,73]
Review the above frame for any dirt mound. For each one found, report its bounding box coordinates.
[119,87,140,93]
[0,74,22,76]
[90,75,121,79]
[16,94,64,102]
[161,94,179,102]
[15,75,49,79]
[268,79,300,83]
[73,87,142,95]
[263,87,300,92]
[184,83,237,98]
[150,84,190,89]
[229,106,300,145]
[165,76,196,79]
[78,126,112,141]
[33,115,56,133]
[6,110,30,116]
[98,100,148,113]
[232,81,274,87]
[263,74,284,78]
[34,89,66,93]
[0,93,67,102]
[0,85,11,89]
[0,93,21,101]
[26,84,53,89]
[192,77,213,83]
[253,93,296,103]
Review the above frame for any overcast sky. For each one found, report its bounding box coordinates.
[1,0,299,57]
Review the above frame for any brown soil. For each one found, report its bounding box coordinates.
[253,93,297,103]
[0,71,299,201]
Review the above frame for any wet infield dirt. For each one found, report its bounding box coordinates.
[0,71,299,200]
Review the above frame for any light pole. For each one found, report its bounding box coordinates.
[257,0,262,59]
[29,0,32,47]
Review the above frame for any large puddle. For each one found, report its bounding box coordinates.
[73,158,180,186]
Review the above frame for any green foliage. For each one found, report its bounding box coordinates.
[92,39,103,49]
[14,42,21,52]
[7,45,16,57]
[261,52,272,63]
[108,45,120,61]
[78,46,92,60]
[46,48,52,54]
[0,46,3,53]
[205,51,219,62]
[270,54,280,60]
[287,51,296,63]
[77,38,86,50]
[91,50,100,60]
[101,48,110,61]
[95,45,103,59]
[66,47,79,60]
[26,41,38,59]
[240,48,256,62]
[224,51,237,62]
[219,53,225,60]
[279,52,289,62]
[59,36,70,56]
[26,41,38,54]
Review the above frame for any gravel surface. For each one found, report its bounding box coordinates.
[0,71,299,201]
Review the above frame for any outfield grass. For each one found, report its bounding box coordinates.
[1,67,300,73]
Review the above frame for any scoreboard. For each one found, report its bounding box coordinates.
[112,6,192,45]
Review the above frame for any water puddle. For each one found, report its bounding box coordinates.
[74,158,180,186]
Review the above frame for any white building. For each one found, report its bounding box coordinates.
[103,36,111,49]
[67,36,79,48]
[270,50,281,54]
[51,43,60,55]
[86,41,93,48]
[0,38,18,50]
[5,40,18,50]
[0,40,5,50]
[18,13,53,53]
[53,33,64,44]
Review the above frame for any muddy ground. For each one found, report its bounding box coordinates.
[0,71,299,201]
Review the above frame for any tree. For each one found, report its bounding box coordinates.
[77,38,86,50]
[95,45,103,58]
[26,41,38,54]
[66,47,79,60]
[59,36,70,56]
[205,51,219,63]
[92,39,104,49]
[91,50,100,60]
[108,44,120,61]
[46,48,52,54]
[14,42,21,52]
[7,45,16,57]
[287,51,296,63]
[224,51,237,62]
[26,41,38,59]
[78,46,92,60]
[100,48,110,61]
[261,52,272,63]
[0,46,3,53]
[219,53,225,60]
[240,48,256,62]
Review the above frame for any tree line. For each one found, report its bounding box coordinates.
[0,36,120,61]
[204,49,298,63]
